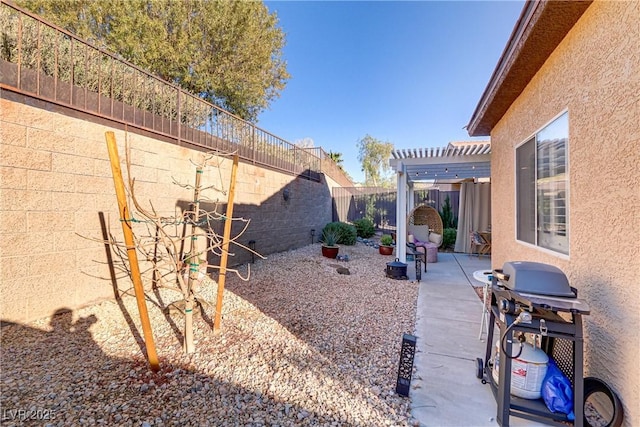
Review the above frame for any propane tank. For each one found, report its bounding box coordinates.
[492,340,549,399]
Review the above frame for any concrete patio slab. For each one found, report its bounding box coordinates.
[407,253,548,427]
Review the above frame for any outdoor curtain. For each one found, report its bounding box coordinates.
[454,182,492,253]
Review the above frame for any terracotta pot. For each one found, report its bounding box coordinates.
[379,245,394,255]
[322,245,339,258]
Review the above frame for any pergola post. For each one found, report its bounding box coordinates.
[408,181,415,213]
[396,161,407,263]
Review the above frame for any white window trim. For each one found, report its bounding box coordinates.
[513,109,570,258]
[516,239,570,260]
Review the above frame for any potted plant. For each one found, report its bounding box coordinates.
[321,230,340,258]
[379,234,394,255]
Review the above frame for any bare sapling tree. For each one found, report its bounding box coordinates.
[112,141,264,354]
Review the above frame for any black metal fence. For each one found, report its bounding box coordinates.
[332,187,460,230]
[332,187,397,230]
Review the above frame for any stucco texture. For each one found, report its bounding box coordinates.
[1,96,333,323]
[489,1,639,424]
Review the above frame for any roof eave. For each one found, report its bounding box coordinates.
[467,0,593,137]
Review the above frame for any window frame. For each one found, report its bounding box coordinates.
[514,110,570,257]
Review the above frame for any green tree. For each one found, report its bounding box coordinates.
[17,0,289,122]
[356,134,394,187]
[439,194,457,229]
[328,150,344,168]
[326,150,353,181]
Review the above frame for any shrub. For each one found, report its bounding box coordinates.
[439,195,458,229]
[322,222,357,246]
[353,218,376,238]
[443,228,457,250]
[380,234,394,246]
[320,229,339,246]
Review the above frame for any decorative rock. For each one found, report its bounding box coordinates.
[1,242,419,427]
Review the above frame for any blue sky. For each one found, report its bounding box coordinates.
[259,1,525,183]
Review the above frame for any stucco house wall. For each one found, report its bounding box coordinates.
[489,1,639,424]
[1,95,333,323]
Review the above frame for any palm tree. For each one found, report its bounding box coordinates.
[328,151,344,169]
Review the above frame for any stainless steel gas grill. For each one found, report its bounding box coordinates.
[476,261,591,427]
[492,261,590,316]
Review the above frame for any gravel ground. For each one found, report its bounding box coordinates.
[1,242,420,426]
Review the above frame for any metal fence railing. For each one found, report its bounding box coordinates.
[0,1,352,185]
[318,149,354,188]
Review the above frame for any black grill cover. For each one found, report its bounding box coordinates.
[498,261,575,298]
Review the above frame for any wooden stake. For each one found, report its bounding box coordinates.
[214,155,239,333]
[105,131,160,371]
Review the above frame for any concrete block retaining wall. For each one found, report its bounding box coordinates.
[1,94,334,323]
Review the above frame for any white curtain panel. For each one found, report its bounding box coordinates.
[454,182,492,253]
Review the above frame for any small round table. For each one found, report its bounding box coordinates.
[473,270,493,340]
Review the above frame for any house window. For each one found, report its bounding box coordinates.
[516,112,569,255]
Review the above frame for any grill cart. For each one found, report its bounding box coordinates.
[476,261,590,427]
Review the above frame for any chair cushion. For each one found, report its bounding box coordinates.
[414,241,438,263]
[429,232,442,246]
[415,240,437,248]
[408,225,430,242]
[472,231,485,245]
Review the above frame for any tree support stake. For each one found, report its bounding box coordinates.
[105,131,160,371]
[214,155,239,333]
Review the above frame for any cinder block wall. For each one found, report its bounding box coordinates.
[1,94,333,323]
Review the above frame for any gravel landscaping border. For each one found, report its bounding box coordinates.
[1,243,420,426]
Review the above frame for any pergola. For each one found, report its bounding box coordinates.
[389,141,491,263]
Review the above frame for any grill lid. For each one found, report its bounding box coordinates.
[495,261,575,298]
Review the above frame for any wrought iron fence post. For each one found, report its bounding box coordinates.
[17,12,22,88]
[177,88,181,144]
[70,37,74,102]
[36,20,41,95]
[293,145,297,174]
[252,126,256,164]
